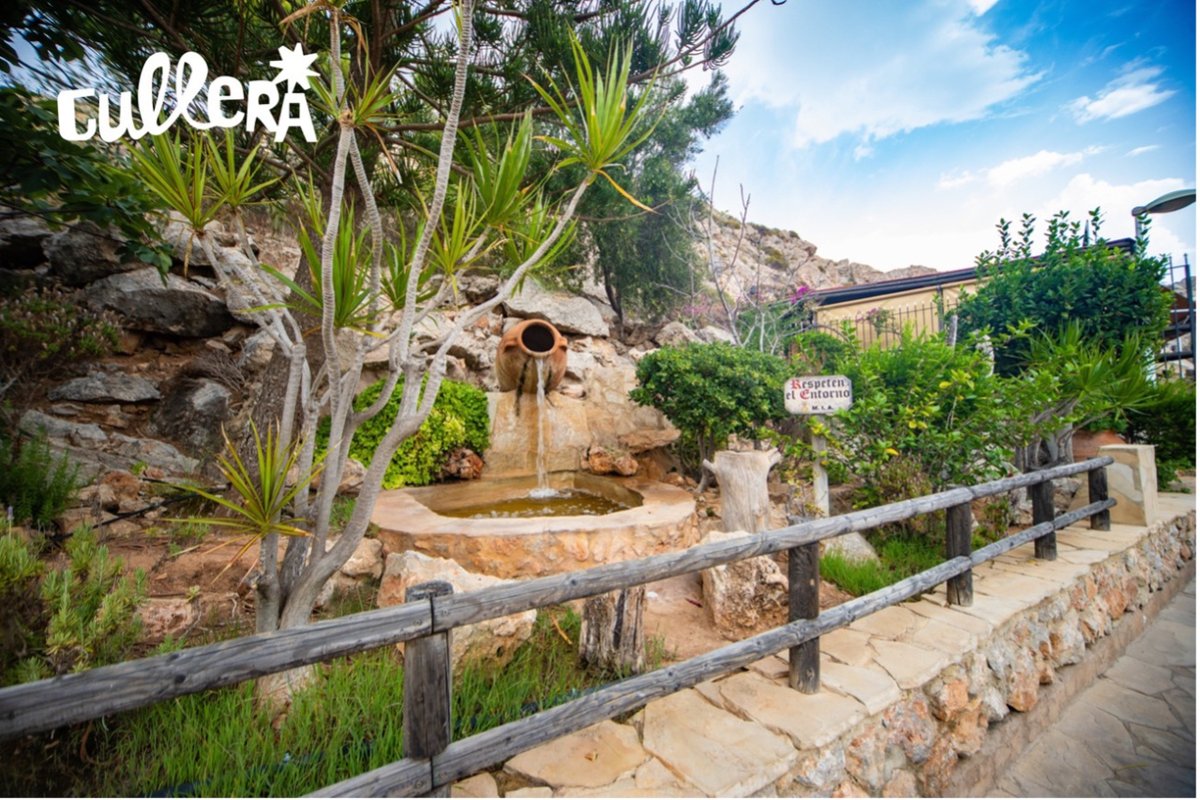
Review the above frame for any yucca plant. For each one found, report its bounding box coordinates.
[174,423,318,578]
[207,129,279,258]
[129,132,226,270]
[531,36,661,209]
[270,203,378,333]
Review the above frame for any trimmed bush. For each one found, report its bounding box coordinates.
[629,342,791,471]
[957,210,1170,375]
[319,378,490,489]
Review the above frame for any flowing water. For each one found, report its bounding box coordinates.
[529,358,556,499]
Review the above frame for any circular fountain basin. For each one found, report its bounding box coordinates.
[372,473,698,579]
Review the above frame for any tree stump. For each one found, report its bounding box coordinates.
[702,449,782,533]
[579,586,646,674]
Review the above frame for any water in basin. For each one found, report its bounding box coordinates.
[440,488,632,519]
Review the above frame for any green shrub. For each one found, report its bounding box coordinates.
[790,329,856,374]
[1,528,145,686]
[0,286,120,410]
[0,430,82,529]
[319,378,490,489]
[957,209,1170,376]
[1126,379,1197,489]
[629,342,792,470]
[824,332,1052,541]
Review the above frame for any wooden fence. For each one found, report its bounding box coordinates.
[0,457,1116,796]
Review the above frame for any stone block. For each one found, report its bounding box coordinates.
[1068,444,1158,526]
[717,671,868,749]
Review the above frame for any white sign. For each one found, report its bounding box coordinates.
[57,45,319,143]
[784,375,853,415]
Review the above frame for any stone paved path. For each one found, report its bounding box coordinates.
[990,577,1196,797]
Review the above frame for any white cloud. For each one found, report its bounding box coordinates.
[1069,65,1175,123]
[1126,145,1160,157]
[938,169,976,190]
[720,1,1040,149]
[968,0,1000,14]
[1036,173,1192,263]
[985,146,1102,187]
[853,143,875,160]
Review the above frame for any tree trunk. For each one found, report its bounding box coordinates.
[579,586,646,675]
[703,449,781,533]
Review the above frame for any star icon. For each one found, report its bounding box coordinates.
[270,43,319,92]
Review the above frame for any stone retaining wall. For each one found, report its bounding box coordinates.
[469,496,1195,798]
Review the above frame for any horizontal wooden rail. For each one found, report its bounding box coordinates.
[0,456,1113,743]
[0,600,431,739]
[316,557,974,797]
[317,496,1116,797]
[433,457,1115,630]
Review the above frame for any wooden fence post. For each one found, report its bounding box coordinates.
[787,542,820,693]
[1088,465,1111,531]
[945,502,973,605]
[1030,479,1056,560]
[404,580,454,797]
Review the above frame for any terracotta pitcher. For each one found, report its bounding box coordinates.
[495,318,568,393]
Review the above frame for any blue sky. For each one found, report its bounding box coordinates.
[693,0,1196,273]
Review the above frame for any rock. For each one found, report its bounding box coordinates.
[87,267,235,337]
[822,532,880,563]
[18,409,107,446]
[584,445,638,477]
[138,597,198,643]
[653,321,699,347]
[238,329,277,373]
[881,771,919,798]
[378,551,535,672]
[451,773,499,798]
[882,695,936,764]
[48,370,160,403]
[97,469,142,514]
[700,530,788,636]
[504,721,646,790]
[151,378,232,457]
[618,428,680,453]
[43,222,142,285]
[109,434,199,476]
[338,458,368,494]
[340,536,385,580]
[503,279,609,337]
[639,689,795,797]
[696,325,736,344]
[0,214,51,268]
[440,448,483,481]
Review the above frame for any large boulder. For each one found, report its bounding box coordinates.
[151,378,233,457]
[48,369,160,404]
[87,267,235,337]
[654,321,700,348]
[700,530,788,637]
[503,279,609,337]
[43,222,141,286]
[378,551,536,673]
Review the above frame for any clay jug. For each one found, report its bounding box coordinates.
[495,319,568,393]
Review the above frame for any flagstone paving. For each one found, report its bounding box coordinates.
[988,577,1196,798]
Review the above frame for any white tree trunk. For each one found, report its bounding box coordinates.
[703,449,781,533]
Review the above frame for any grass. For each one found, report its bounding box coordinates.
[820,535,945,597]
[74,606,611,797]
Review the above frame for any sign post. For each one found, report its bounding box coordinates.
[781,375,853,695]
[784,375,853,516]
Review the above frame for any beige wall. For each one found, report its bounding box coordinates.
[813,279,978,346]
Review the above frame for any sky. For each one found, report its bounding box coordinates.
[692,0,1197,273]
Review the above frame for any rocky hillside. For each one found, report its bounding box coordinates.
[699,207,936,307]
